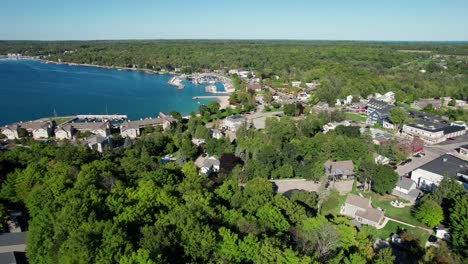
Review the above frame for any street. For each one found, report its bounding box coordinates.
[396,133,468,176]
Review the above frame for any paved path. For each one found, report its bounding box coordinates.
[383,217,433,233]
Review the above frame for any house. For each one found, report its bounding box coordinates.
[82,135,112,153]
[222,115,246,132]
[373,153,390,165]
[247,84,262,92]
[55,124,74,140]
[382,120,396,130]
[392,177,423,203]
[360,128,394,145]
[194,155,220,176]
[336,95,353,106]
[458,144,468,160]
[192,138,206,146]
[410,99,443,110]
[341,194,384,227]
[305,81,319,90]
[211,129,223,139]
[296,92,310,101]
[397,137,424,155]
[435,225,450,241]
[291,81,302,87]
[65,121,111,138]
[324,160,354,180]
[1,121,54,139]
[323,121,351,134]
[366,99,393,126]
[0,232,28,264]
[411,154,468,191]
[346,102,366,113]
[313,102,330,112]
[120,113,176,138]
[373,92,395,105]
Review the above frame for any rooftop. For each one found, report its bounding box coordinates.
[345,194,370,209]
[396,177,416,190]
[418,154,468,180]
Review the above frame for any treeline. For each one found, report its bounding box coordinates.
[1,40,467,102]
[0,113,466,263]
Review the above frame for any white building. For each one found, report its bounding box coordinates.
[120,113,176,139]
[194,155,220,176]
[402,123,466,145]
[291,81,302,87]
[323,121,351,134]
[82,135,112,153]
[55,121,111,140]
[373,91,395,105]
[222,115,246,132]
[341,194,384,227]
[1,121,54,139]
[392,177,423,203]
[411,154,468,191]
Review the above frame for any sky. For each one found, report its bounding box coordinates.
[1,0,467,41]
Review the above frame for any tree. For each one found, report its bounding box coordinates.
[373,248,395,264]
[283,104,297,116]
[449,194,468,255]
[207,101,220,114]
[371,165,398,194]
[414,197,444,228]
[194,125,210,139]
[448,98,456,107]
[389,107,407,130]
[263,89,273,105]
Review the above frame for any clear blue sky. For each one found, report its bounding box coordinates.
[1,0,467,41]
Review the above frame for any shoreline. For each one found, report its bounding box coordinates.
[193,95,230,109]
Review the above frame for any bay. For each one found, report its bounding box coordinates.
[0,60,222,125]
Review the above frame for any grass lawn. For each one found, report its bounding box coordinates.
[50,116,74,125]
[344,112,367,123]
[320,190,347,216]
[361,192,426,227]
[370,220,430,246]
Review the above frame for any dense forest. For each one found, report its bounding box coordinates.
[1,113,466,263]
[1,40,467,102]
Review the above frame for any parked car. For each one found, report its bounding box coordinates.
[447,137,455,141]
[400,159,412,166]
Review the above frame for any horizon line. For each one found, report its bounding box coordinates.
[1,38,468,43]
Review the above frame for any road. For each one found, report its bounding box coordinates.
[396,133,468,176]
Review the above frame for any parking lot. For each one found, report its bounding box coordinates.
[396,133,468,176]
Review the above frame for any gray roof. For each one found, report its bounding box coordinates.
[84,135,109,145]
[69,121,109,131]
[0,232,27,247]
[325,160,354,176]
[345,194,370,209]
[225,115,245,123]
[396,178,416,191]
[194,156,220,169]
[418,154,468,180]
[355,207,384,223]
[3,121,51,131]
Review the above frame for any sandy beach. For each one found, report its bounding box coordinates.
[193,95,230,109]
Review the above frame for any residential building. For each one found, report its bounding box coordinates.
[341,194,384,227]
[296,92,310,101]
[120,113,176,138]
[324,160,354,180]
[247,84,262,92]
[1,121,53,139]
[291,81,302,87]
[410,99,443,110]
[222,115,246,132]
[323,121,351,134]
[65,121,111,138]
[373,91,395,105]
[346,102,366,113]
[382,120,396,130]
[55,124,74,140]
[366,99,393,126]
[194,155,220,176]
[411,154,468,191]
[435,225,450,241]
[211,129,223,139]
[373,153,390,165]
[82,135,112,153]
[312,102,330,112]
[458,144,468,160]
[360,128,394,145]
[397,137,424,155]
[392,177,423,203]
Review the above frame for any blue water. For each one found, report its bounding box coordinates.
[0,60,222,125]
